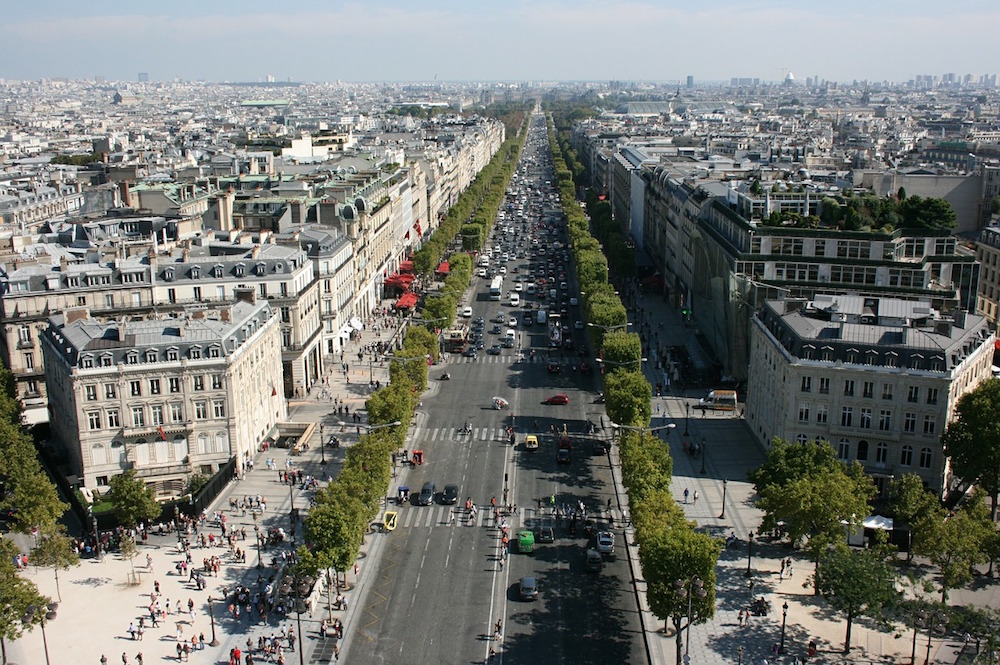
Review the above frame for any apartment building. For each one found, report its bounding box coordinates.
[974,223,1000,325]
[1,237,323,409]
[41,297,286,496]
[746,295,994,496]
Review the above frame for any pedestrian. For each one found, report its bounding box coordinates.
[122,653,129,665]
[499,557,504,572]
[780,559,786,581]
[101,656,108,665]
[693,490,699,505]
[136,654,143,665]
[128,622,137,640]
[738,608,745,627]
[683,488,689,503]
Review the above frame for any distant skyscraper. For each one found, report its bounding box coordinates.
[266,74,275,83]
[686,75,694,89]
[137,72,148,83]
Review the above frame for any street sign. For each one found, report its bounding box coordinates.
[383,511,398,531]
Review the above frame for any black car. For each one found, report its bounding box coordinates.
[442,484,459,505]
[417,482,436,506]
[490,325,502,334]
[462,347,478,358]
[487,345,502,355]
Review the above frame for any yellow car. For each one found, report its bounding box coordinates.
[525,435,539,451]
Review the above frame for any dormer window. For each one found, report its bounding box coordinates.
[126,351,139,365]
[235,263,245,277]
[191,266,201,278]
[207,345,221,359]
[164,268,175,281]
[166,347,179,361]
[213,264,224,278]
[145,350,158,363]
[100,354,113,367]
[255,262,266,276]
[190,346,202,359]
[81,355,94,369]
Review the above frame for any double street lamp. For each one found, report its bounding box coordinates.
[23,602,57,665]
[744,531,755,577]
[718,479,728,519]
[779,601,789,654]
[252,511,263,569]
[912,607,949,665]
[586,321,632,332]
[674,577,706,660]
[319,424,326,465]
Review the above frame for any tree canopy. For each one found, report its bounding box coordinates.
[942,378,1000,519]
[109,469,162,529]
[749,439,874,592]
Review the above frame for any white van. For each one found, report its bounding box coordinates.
[509,293,520,307]
[698,389,738,412]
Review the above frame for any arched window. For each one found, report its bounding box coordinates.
[91,443,108,466]
[856,440,869,461]
[796,434,808,444]
[875,441,888,464]
[197,434,210,455]
[919,447,933,469]
[215,432,227,454]
[900,444,913,466]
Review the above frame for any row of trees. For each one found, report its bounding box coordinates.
[0,369,75,660]
[546,113,721,664]
[296,109,532,601]
[750,436,1000,653]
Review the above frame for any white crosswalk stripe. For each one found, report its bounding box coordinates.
[387,505,537,529]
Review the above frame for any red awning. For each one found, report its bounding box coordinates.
[394,292,419,309]
[436,261,450,275]
[399,260,414,274]
[397,273,415,285]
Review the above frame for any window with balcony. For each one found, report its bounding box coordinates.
[818,377,830,394]
[801,376,811,392]
[863,381,874,399]
[844,380,855,397]
[130,380,142,397]
[169,377,181,393]
[907,386,919,403]
[85,385,97,401]
[149,379,160,395]
[881,385,893,400]
[927,388,938,405]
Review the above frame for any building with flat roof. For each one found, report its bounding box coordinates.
[746,295,994,496]
[41,296,286,496]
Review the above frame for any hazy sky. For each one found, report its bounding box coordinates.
[3,0,998,84]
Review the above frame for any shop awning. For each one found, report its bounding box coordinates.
[339,325,353,338]
[435,261,450,275]
[394,292,419,309]
[349,317,364,331]
[399,260,414,274]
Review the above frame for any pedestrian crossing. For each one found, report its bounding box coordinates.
[416,426,517,443]
[382,505,552,529]
[452,354,572,365]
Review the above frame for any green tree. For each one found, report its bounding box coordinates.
[600,331,643,371]
[923,491,993,603]
[889,474,945,563]
[29,526,78,601]
[942,378,1000,519]
[108,469,162,529]
[749,439,874,593]
[0,539,49,663]
[816,542,899,652]
[640,525,721,663]
[604,370,652,428]
[619,431,673,504]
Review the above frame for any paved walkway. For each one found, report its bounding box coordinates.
[616,283,976,665]
[7,308,412,665]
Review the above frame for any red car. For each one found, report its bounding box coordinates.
[543,394,570,405]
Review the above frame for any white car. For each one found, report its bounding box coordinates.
[596,531,615,557]
[462,307,473,318]
[508,317,518,328]
[499,266,507,275]
[515,283,524,292]
[477,268,487,278]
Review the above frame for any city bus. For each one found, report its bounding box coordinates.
[489,276,503,301]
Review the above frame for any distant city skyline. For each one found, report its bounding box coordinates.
[2,0,999,85]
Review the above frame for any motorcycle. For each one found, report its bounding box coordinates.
[595,392,605,404]
[441,373,451,381]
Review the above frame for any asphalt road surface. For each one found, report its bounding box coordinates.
[348,114,644,665]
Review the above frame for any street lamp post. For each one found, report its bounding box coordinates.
[780,601,789,653]
[911,608,949,665]
[699,436,707,474]
[23,602,57,665]
[174,504,183,549]
[293,575,306,665]
[319,424,326,465]
[207,596,220,646]
[744,531,755,577]
[684,403,690,436]
[288,477,296,531]
[718,479,728,519]
[674,577,705,660]
[253,512,262,570]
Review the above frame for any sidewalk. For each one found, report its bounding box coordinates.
[611,284,936,664]
[7,312,412,665]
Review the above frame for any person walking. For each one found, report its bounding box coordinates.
[683,488,689,503]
